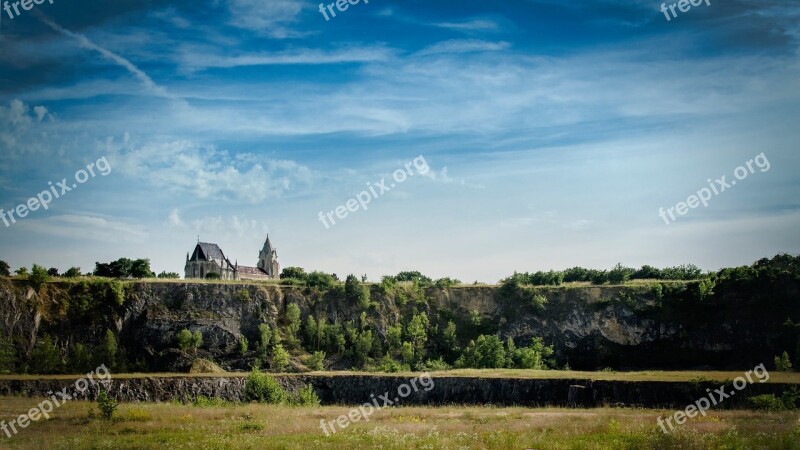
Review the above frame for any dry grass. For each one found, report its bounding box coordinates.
[0,397,798,449]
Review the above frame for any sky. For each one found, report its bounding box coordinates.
[0,0,798,283]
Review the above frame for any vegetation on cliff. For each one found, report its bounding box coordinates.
[0,254,798,375]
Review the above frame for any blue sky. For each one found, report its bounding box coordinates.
[0,0,798,282]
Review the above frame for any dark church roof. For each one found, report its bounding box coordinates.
[193,242,226,261]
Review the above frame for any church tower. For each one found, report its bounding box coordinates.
[256,235,280,279]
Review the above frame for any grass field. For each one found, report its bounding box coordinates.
[3,369,800,383]
[0,397,798,449]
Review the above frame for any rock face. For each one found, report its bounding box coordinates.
[0,375,793,409]
[1,278,797,372]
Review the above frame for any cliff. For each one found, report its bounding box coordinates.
[1,272,798,373]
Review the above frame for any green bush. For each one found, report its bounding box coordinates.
[307,351,325,371]
[29,264,50,291]
[749,388,799,411]
[243,369,288,404]
[29,335,63,374]
[775,351,793,372]
[272,343,290,371]
[295,384,321,406]
[749,394,785,411]
[345,274,371,309]
[418,357,451,371]
[97,389,118,420]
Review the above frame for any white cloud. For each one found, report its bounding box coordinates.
[105,138,315,203]
[227,0,307,38]
[176,45,394,71]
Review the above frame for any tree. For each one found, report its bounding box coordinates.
[280,267,307,280]
[285,304,301,335]
[304,315,317,347]
[345,274,370,309]
[394,271,432,286]
[47,267,59,277]
[239,336,249,355]
[172,329,201,357]
[776,351,793,372]
[0,333,17,374]
[406,313,429,361]
[387,324,403,351]
[29,335,63,374]
[306,271,336,290]
[130,259,154,278]
[29,264,50,291]
[272,343,290,372]
[442,321,459,357]
[455,335,506,369]
[608,263,633,285]
[109,258,133,278]
[0,260,9,276]
[101,329,118,368]
[15,267,28,277]
[63,267,82,278]
[191,331,203,352]
[400,341,414,364]
[258,324,272,356]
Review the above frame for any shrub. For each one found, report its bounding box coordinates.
[177,329,201,353]
[157,271,180,279]
[306,271,337,291]
[285,303,301,339]
[97,389,118,420]
[530,294,547,312]
[243,369,288,404]
[749,394,785,411]
[371,353,409,373]
[236,289,251,303]
[280,267,307,281]
[205,272,221,280]
[775,351,793,372]
[29,264,50,291]
[418,357,451,371]
[272,343,290,372]
[29,335,63,374]
[239,336,249,354]
[63,267,82,278]
[307,351,325,371]
[0,334,17,374]
[455,335,506,369]
[295,384,321,406]
[345,275,371,309]
[434,277,460,288]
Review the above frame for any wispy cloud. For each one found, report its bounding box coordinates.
[39,17,174,100]
[433,19,501,32]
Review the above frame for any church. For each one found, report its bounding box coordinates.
[184,236,280,280]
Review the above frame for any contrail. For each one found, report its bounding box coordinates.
[39,16,174,99]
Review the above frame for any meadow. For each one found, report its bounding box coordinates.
[0,396,799,449]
